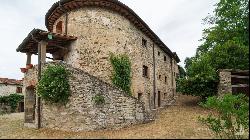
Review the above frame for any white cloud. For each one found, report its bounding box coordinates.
[0,0,218,79]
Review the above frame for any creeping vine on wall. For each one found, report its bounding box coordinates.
[92,94,105,105]
[0,93,24,112]
[110,53,132,96]
[37,64,70,105]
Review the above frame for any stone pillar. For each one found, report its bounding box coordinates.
[218,70,232,96]
[26,53,32,65]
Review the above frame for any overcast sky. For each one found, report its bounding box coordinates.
[0,0,218,80]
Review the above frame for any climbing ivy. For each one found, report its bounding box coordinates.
[37,64,70,105]
[0,93,24,112]
[110,53,132,96]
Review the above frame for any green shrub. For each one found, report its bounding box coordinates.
[0,93,24,112]
[92,94,105,105]
[177,76,218,100]
[199,94,249,139]
[110,53,132,96]
[37,64,70,105]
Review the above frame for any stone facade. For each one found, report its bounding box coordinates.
[0,78,22,96]
[51,7,178,110]
[19,0,180,131]
[23,61,153,131]
[0,84,19,96]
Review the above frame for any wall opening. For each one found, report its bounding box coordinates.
[158,91,161,107]
[148,93,151,109]
[56,21,63,34]
[16,87,22,93]
[153,92,156,109]
[138,93,143,101]
[143,65,149,78]
[24,86,36,123]
[142,38,147,48]
[19,102,24,112]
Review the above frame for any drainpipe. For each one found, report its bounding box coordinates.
[59,1,68,35]
[171,58,174,98]
[153,43,156,109]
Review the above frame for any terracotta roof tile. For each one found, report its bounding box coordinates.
[0,78,23,85]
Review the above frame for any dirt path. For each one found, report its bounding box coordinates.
[0,95,216,139]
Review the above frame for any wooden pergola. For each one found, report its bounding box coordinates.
[16,28,77,64]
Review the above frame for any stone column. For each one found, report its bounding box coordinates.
[26,53,32,65]
[218,70,232,96]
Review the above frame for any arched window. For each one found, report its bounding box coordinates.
[56,21,63,34]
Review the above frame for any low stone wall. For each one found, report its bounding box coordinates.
[24,61,153,131]
[0,103,11,114]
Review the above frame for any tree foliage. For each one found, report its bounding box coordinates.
[178,65,186,78]
[0,94,24,113]
[197,0,249,56]
[199,94,249,139]
[178,0,249,99]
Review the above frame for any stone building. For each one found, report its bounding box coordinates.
[0,78,23,96]
[0,78,24,113]
[16,0,180,131]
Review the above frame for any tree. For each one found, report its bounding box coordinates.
[197,0,249,56]
[178,65,186,78]
[178,0,249,99]
[199,94,249,139]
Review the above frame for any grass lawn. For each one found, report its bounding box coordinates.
[0,95,218,139]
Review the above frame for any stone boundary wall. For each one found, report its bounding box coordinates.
[0,103,11,114]
[24,61,154,131]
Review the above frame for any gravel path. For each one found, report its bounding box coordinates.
[0,95,217,139]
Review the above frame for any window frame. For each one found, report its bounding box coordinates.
[143,65,149,78]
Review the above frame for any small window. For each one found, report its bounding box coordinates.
[159,75,161,80]
[165,76,167,83]
[138,93,143,101]
[142,38,147,47]
[16,87,22,93]
[164,56,167,61]
[158,51,160,56]
[56,21,63,34]
[143,65,149,78]
[164,93,167,99]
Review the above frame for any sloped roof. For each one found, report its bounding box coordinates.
[45,0,180,62]
[16,29,77,54]
[0,78,22,85]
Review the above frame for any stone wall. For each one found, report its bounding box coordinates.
[23,61,153,131]
[0,103,11,114]
[52,7,178,110]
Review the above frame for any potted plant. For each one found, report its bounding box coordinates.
[20,68,27,73]
[26,64,33,69]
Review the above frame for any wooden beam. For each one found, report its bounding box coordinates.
[232,84,249,88]
[48,43,69,51]
[231,75,249,79]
